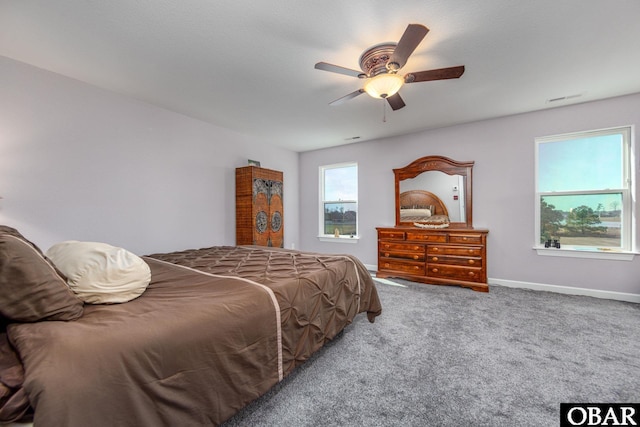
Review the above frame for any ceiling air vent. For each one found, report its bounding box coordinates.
[546,93,583,104]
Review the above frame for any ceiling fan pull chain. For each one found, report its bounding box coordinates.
[382,99,387,122]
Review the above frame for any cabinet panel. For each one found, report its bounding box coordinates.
[267,180,284,248]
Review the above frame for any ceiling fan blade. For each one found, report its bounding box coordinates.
[388,24,429,70]
[329,89,365,106]
[386,93,406,111]
[405,65,465,83]
[315,62,364,78]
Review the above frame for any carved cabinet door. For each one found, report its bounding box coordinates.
[236,166,284,247]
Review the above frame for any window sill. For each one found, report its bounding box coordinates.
[534,247,637,261]
[318,235,359,244]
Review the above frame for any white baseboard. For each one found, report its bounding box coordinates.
[366,264,639,303]
[489,278,640,304]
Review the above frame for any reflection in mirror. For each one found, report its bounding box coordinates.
[394,156,474,228]
[399,171,466,222]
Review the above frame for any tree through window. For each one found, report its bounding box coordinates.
[535,126,633,252]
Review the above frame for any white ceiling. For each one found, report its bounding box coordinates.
[2,0,640,152]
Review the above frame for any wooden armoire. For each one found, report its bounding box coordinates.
[235,166,284,247]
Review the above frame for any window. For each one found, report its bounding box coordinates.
[319,163,358,240]
[535,126,634,257]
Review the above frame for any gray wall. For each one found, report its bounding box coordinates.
[299,93,640,296]
[0,57,300,255]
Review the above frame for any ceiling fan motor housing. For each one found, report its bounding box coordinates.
[359,43,398,77]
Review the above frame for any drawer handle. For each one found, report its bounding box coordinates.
[384,263,390,267]
[414,266,420,270]
[432,257,438,261]
[468,249,475,254]
[432,247,439,252]
[413,255,419,260]
[432,268,438,273]
[413,246,420,250]
[468,260,475,265]
[462,237,468,241]
[385,253,390,257]
[384,244,390,249]
[468,272,476,277]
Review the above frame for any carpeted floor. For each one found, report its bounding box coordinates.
[223,279,640,426]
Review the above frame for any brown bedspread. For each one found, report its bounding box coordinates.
[4,246,381,426]
[148,245,382,376]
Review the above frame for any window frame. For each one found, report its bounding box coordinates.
[318,162,359,243]
[534,125,636,260]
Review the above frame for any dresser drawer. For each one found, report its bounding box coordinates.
[378,230,406,240]
[449,234,483,244]
[406,231,447,243]
[380,241,424,252]
[427,264,483,282]
[427,245,483,257]
[379,259,425,275]
[427,255,482,267]
[380,250,425,261]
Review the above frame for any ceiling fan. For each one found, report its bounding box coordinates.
[315,24,465,111]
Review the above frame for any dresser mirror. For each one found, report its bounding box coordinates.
[394,155,474,228]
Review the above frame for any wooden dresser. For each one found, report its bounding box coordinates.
[376,226,489,292]
[236,166,283,247]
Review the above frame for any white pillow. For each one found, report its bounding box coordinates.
[400,208,432,218]
[46,241,151,304]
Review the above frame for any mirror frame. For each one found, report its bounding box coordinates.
[394,155,474,228]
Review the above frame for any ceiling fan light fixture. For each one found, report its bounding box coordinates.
[363,73,404,99]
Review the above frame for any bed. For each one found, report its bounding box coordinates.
[0,226,381,426]
[399,190,450,227]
